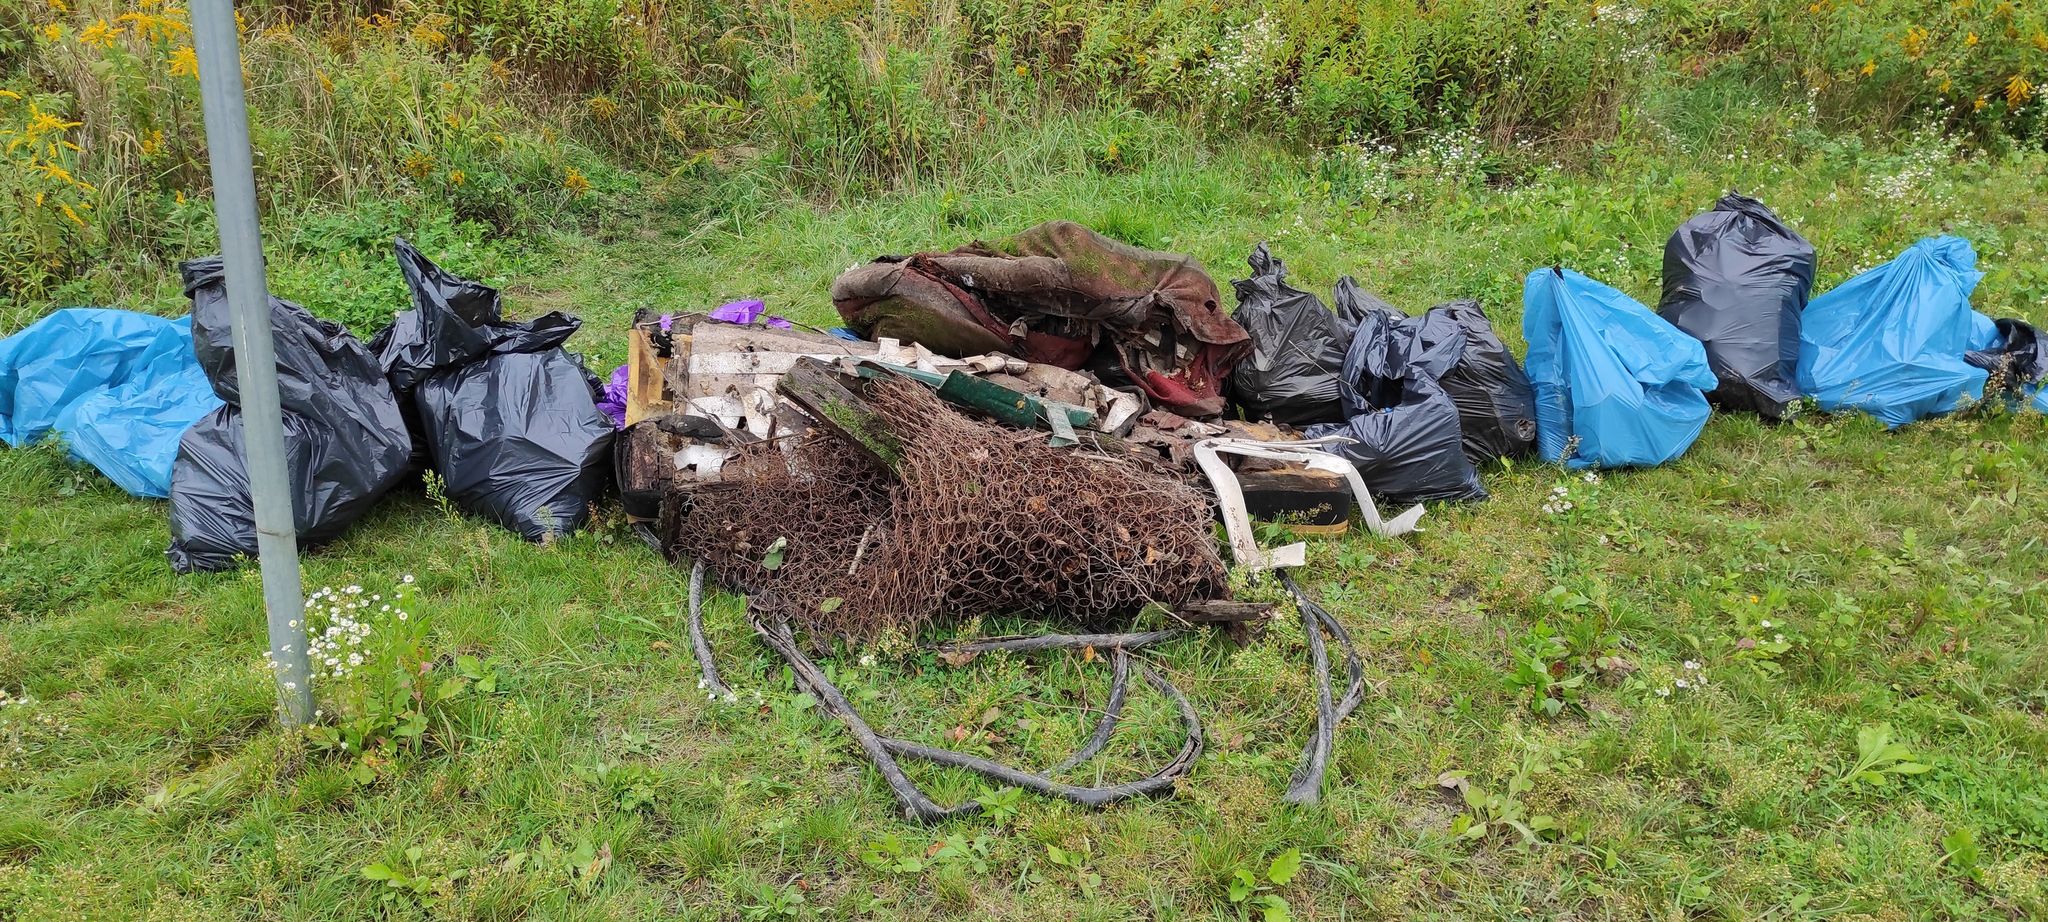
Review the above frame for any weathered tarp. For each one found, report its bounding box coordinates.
[0,308,220,497]
[831,221,1250,416]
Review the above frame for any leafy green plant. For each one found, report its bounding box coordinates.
[1936,827,1983,883]
[1447,744,1579,846]
[737,879,806,920]
[362,846,468,908]
[293,576,499,786]
[1506,619,1588,717]
[576,760,661,813]
[859,834,927,875]
[1833,724,1932,788]
[977,785,1025,825]
[1225,848,1302,921]
[1044,842,1101,898]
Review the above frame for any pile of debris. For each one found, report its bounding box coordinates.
[620,224,1392,819]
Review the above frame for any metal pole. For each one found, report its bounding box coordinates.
[190,0,314,726]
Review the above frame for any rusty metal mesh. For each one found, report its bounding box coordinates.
[660,377,1227,639]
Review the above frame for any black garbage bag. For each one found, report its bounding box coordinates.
[1305,279,1487,503]
[375,239,612,540]
[167,257,413,572]
[1658,192,1816,420]
[1416,300,1538,464]
[1225,244,1352,425]
[1965,317,2048,399]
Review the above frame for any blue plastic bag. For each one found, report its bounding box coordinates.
[1798,236,1999,428]
[1522,267,1718,469]
[0,308,220,497]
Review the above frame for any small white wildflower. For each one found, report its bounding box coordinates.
[396,612,408,622]
[1655,687,1671,697]
[1774,634,1785,644]
[1683,660,1701,671]
[858,654,876,667]
[1674,678,1690,689]
[1759,619,1772,629]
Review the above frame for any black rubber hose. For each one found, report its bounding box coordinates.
[1048,647,1132,774]
[879,663,1203,808]
[1281,571,1336,805]
[685,561,732,699]
[1314,603,1366,722]
[932,630,1187,655]
[747,610,979,823]
[632,521,664,555]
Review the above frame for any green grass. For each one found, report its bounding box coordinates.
[4,119,2048,920]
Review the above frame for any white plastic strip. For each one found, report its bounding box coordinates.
[1192,437,1425,571]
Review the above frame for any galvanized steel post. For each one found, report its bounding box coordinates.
[189,0,314,725]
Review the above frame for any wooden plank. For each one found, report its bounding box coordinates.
[624,324,670,427]
[1174,599,1274,647]
[776,358,901,474]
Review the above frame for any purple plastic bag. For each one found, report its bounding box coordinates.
[598,364,628,429]
[709,298,792,329]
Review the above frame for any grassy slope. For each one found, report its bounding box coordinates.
[3,125,2048,920]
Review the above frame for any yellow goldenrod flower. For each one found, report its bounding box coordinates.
[1974,96,1988,111]
[409,23,448,48]
[175,190,186,204]
[41,23,65,42]
[59,203,87,228]
[586,96,619,120]
[118,11,189,42]
[1015,65,1029,77]
[2008,75,2034,106]
[401,150,433,180]
[0,89,20,100]
[168,45,198,77]
[448,169,466,186]
[1902,26,1928,58]
[47,0,69,11]
[139,129,164,156]
[2035,32,2048,52]
[1940,76,1953,92]
[79,20,115,48]
[1860,59,1876,76]
[1964,32,1978,47]
[562,167,591,196]
[25,104,83,137]
[317,73,334,94]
